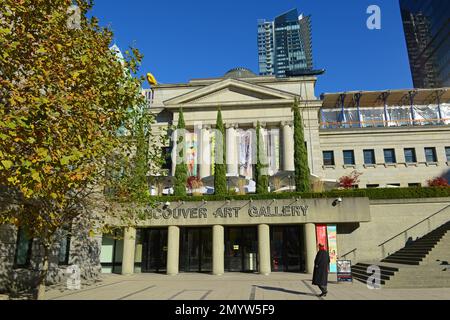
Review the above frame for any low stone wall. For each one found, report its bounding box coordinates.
[337,198,450,263]
[0,219,102,295]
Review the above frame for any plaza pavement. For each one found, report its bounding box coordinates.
[44,272,450,300]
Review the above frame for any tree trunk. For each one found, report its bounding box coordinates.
[34,245,50,300]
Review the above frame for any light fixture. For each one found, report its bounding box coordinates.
[332,198,343,207]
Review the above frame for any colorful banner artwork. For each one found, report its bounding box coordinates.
[266,129,280,176]
[239,130,253,178]
[315,225,328,251]
[327,225,338,273]
[185,132,197,177]
[210,131,216,176]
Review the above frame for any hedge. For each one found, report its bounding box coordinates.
[147,187,450,203]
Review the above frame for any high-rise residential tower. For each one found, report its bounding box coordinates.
[258,9,314,78]
[399,0,450,88]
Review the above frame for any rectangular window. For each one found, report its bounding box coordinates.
[446,147,450,162]
[58,228,71,266]
[384,149,396,164]
[404,148,417,163]
[343,150,355,165]
[366,184,380,188]
[363,150,376,165]
[14,228,32,268]
[408,183,421,188]
[424,147,437,162]
[323,151,335,166]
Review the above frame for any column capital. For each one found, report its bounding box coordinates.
[202,124,212,130]
[281,121,294,127]
[225,123,239,129]
[253,121,267,128]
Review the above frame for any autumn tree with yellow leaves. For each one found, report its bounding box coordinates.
[0,0,149,299]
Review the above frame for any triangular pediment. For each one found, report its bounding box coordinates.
[164,79,295,106]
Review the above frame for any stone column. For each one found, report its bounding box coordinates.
[304,223,317,274]
[167,226,180,276]
[122,227,136,275]
[226,124,239,176]
[258,224,271,276]
[212,225,224,276]
[199,125,211,179]
[282,121,295,171]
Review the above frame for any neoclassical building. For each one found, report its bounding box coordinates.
[2,68,449,293]
[98,68,450,278]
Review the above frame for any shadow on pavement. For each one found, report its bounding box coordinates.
[256,285,317,297]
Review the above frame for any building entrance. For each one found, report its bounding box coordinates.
[270,226,305,272]
[179,228,212,272]
[225,227,258,272]
[141,228,167,273]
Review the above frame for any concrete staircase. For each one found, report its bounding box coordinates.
[352,221,450,288]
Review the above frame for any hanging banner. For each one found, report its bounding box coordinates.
[239,130,253,178]
[315,225,328,251]
[186,133,198,177]
[327,225,338,273]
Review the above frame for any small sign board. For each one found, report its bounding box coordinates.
[337,260,353,283]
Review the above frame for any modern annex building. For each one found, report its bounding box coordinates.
[258,9,313,77]
[400,0,450,88]
[1,68,450,292]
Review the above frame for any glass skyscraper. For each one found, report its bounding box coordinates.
[399,0,450,88]
[258,9,313,78]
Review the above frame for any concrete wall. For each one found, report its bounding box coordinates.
[337,198,450,263]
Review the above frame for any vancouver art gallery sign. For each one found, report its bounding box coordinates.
[115,198,372,227]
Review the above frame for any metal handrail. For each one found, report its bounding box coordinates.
[340,248,357,259]
[378,204,450,247]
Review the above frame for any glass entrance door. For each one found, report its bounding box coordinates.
[141,228,167,273]
[225,227,258,272]
[270,226,304,272]
[179,228,212,273]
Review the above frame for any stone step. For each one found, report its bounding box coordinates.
[356,263,399,272]
[351,266,396,276]
[351,270,392,281]
[382,258,421,265]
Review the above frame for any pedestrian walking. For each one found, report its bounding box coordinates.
[312,244,330,297]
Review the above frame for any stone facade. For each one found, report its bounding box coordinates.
[0,218,102,294]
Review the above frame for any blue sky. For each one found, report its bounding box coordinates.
[92,0,413,94]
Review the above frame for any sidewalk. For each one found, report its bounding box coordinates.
[44,273,450,300]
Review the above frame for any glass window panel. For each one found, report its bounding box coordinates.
[58,233,70,265]
[387,105,412,126]
[321,109,341,129]
[441,103,450,125]
[384,149,396,164]
[360,108,385,128]
[413,105,440,125]
[363,150,376,164]
[404,148,417,163]
[15,228,32,267]
[446,147,450,162]
[342,109,360,128]
[323,151,335,166]
[343,150,355,165]
[424,147,437,162]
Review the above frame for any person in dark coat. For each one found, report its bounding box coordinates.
[312,244,330,297]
